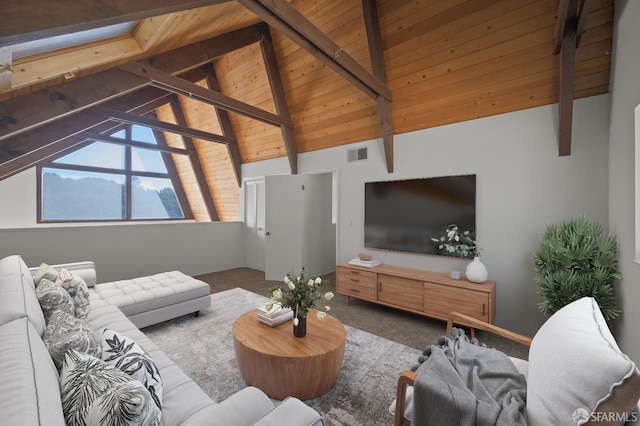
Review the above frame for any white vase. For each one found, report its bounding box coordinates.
[465,256,488,283]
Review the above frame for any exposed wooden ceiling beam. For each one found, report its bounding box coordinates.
[0,24,265,143]
[200,66,244,187]
[362,0,394,174]
[150,124,195,220]
[0,87,171,180]
[0,69,148,142]
[575,0,593,47]
[553,0,572,54]
[1,0,231,46]
[118,61,291,128]
[259,26,299,175]
[168,94,220,220]
[558,22,576,156]
[554,0,592,156]
[96,106,236,145]
[236,0,392,102]
[554,0,593,53]
[80,131,194,155]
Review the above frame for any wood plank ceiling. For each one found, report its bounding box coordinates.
[0,0,614,221]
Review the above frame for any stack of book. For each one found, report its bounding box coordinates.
[256,303,293,327]
[348,257,382,268]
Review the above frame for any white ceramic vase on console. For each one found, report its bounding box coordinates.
[465,256,488,283]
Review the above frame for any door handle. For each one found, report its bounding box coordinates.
[265,231,270,235]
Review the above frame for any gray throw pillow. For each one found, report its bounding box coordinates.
[60,349,160,426]
[43,310,100,370]
[35,278,74,323]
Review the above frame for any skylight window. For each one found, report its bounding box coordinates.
[11,21,138,59]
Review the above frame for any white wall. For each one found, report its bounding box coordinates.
[243,94,611,336]
[0,222,244,281]
[0,169,245,281]
[608,0,640,363]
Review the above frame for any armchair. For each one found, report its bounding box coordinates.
[393,297,640,426]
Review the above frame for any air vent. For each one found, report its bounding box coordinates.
[347,147,368,162]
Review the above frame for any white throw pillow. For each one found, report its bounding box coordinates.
[55,268,90,319]
[527,297,640,425]
[100,329,163,414]
[60,349,161,426]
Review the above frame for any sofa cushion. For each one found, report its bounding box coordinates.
[33,263,60,286]
[101,328,163,413]
[88,271,210,317]
[35,278,74,323]
[85,304,222,426]
[60,349,160,426]
[55,269,91,319]
[0,255,46,335]
[527,297,640,426]
[43,310,100,369]
[29,261,98,288]
[0,317,65,426]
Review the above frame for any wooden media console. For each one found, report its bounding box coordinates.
[336,263,496,324]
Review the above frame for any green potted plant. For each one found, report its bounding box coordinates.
[533,215,622,320]
[431,224,477,258]
[432,224,488,282]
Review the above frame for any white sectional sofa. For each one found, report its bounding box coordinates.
[29,260,212,328]
[1,254,324,426]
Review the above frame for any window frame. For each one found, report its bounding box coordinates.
[37,125,192,223]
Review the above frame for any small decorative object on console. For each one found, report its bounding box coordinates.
[348,257,382,268]
[268,269,334,338]
[466,256,488,283]
[432,224,489,282]
[358,253,372,261]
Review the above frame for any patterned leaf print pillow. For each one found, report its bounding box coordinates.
[35,278,74,323]
[43,310,100,370]
[101,329,163,414]
[60,349,161,426]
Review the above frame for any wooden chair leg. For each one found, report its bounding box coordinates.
[194,311,200,317]
[394,370,417,426]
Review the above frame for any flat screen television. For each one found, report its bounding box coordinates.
[364,175,476,257]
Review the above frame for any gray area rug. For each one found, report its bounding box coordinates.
[142,288,422,426]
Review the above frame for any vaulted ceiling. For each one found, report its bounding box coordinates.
[0,0,614,221]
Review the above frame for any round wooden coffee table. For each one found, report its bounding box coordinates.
[232,309,346,400]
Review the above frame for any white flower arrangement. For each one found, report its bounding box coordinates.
[268,268,333,322]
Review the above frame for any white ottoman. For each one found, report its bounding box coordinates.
[89,271,211,328]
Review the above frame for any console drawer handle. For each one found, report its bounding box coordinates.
[350,278,360,283]
[350,288,360,293]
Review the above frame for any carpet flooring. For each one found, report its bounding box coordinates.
[195,267,529,360]
[142,288,422,426]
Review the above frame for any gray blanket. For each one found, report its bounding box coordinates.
[412,331,527,426]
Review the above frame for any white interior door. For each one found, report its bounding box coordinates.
[302,173,336,276]
[244,179,265,271]
[265,175,304,280]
